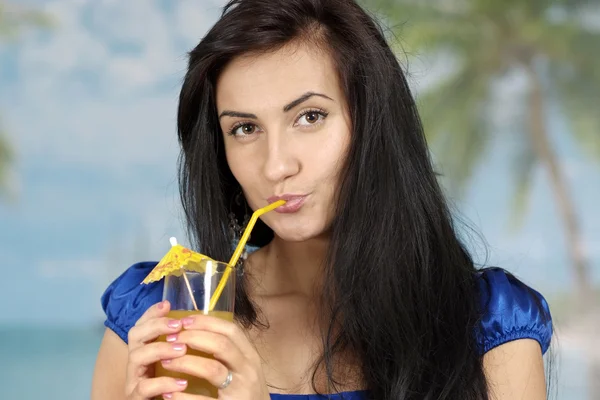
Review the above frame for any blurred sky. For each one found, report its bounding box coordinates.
[0,0,598,328]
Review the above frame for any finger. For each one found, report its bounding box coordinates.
[177,330,245,369]
[136,300,171,326]
[128,341,187,372]
[129,316,184,348]
[181,315,255,357]
[168,392,214,400]
[133,376,188,399]
[160,354,230,389]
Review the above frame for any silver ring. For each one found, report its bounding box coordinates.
[218,370,233,389]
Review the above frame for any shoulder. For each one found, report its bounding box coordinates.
[101,261,162,344]
[475,268,553,355]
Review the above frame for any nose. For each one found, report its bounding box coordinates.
[262,132,300,184]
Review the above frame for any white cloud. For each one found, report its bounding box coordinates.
[7,94,181,176]
[88,0,182,89]
[107,57,158,87]
[22,0,109,77]
[19,0,183,91]
[174,0,225,43]
[29,0,226,94]
[5,0,227,174]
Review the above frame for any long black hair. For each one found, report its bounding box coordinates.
[177,0,490,398]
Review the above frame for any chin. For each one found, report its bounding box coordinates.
[264,211,331,242]
[274,230,318,242]
[271,222,326,242]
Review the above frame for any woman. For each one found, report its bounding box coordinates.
[91,0,552,399]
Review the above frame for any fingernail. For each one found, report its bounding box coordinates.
[163,394,173,399]
[172,343,186,351]
[166,334,178,343]
[167,320,180,329]
[176,379,187,386]
[181,317,194,327]
[157,301,164,310]
[162,359,172,366]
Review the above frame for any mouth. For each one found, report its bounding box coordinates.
[267,194,308,214]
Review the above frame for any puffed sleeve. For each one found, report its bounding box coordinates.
[101,261,163,343]
[476,268,553,355]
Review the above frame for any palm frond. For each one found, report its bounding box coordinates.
[0,2,53,41]
[364,0,490,52]
[0,126,13,195]
[556,82,600,161]
[365,0,472,23]
[536,17,600,65]
[417,64,493,196]
[548,40,600,161]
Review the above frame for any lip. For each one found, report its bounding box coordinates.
[267,194,308,213]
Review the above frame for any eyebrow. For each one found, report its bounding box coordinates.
[218,91,333,120]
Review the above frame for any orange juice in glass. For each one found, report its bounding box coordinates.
[154,260,236,398]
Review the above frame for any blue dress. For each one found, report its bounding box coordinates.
[102,262,552,400]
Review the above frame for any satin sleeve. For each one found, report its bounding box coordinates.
[476,268,553,355]
[101,261,163,343]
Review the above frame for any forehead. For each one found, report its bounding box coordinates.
[215,43,341,110]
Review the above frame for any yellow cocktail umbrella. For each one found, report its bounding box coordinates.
[142,237,214,284]
[142,237,214,310]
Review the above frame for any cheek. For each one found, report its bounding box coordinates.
[314,130,350,181]
[225,146,263,207]
[225,147,248,184]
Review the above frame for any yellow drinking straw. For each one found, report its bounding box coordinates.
[208,200,286,311]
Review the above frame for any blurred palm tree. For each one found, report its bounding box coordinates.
[0,117,10,196]
[0,1,52,199]
[368,0,600,309]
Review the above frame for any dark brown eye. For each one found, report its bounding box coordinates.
[241,124,256,134]
[305,112,319,124]
[297,110,327,127]
[228,123,259,137]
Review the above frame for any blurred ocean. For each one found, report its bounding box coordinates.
[0,325,590,399]
[0,326,104,398]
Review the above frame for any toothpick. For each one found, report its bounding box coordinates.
[170,237,199,311]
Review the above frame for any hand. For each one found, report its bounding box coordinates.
[159,314,271,400]
[125,300,190,399]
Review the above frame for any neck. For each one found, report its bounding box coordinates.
[247,235,329,298]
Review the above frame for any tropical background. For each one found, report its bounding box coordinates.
[0,0,598,398]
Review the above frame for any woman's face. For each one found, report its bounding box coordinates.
[216,43,351,242]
